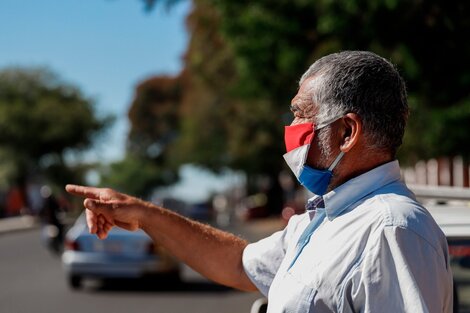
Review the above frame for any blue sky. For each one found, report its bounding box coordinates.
[0,0,190,162]
[0,0,243,202]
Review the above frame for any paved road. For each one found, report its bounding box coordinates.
[0,221,277,313]
[1,218,470,312]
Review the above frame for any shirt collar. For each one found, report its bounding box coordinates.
[307,160,402,221]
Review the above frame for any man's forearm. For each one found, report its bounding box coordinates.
[139,202,258,292]
[64,184,256,291]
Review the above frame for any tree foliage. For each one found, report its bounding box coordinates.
[114,75,182,197]
[99,154,177,198]
[128,75,182,159]
[208,0,470,164]
[133,0,470,180]
[0,67,111,186]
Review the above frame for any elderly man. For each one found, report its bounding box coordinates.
[66,51,453,312]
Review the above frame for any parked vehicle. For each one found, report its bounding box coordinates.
[411,185,470,313]
[62,212,180,289]
[186,202,213,222]
[427,204,470,266]
[411,187,470,268]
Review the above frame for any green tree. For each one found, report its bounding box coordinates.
[128,75,182,160]
[98,154,177,198]
[135,0,470,209]
[107,75,181,198]
[130,0,287,212]
[208,0,470,163]
[0,67,111,188]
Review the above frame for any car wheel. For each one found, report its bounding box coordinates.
[68,275,82,289]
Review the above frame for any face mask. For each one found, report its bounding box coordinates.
[283,118,344,195]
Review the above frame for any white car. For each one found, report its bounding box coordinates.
[410,185,470,313]
[411,185,470,270]
[62,212,180,289]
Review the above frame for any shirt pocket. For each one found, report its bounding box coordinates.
[268,271,317,313]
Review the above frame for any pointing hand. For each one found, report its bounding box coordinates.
[65,184,147,239]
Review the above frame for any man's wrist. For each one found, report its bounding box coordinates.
[137,200,158,231]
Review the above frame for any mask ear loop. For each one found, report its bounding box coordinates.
[328,151,345,171]
[314,116,343,131]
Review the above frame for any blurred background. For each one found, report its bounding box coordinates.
[1,0,469,312]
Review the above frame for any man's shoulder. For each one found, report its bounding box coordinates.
[363,186,445,246]
[368,191,427,225]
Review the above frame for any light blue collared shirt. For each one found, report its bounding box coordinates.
[243,161,453,313]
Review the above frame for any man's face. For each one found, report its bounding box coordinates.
[290,77,318,126]
[290,77,337,170]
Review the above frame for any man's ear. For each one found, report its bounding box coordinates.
[340,113,362,152]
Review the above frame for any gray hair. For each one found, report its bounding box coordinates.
[300,51,409,156]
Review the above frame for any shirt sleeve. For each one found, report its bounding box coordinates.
[242,214,304,296]
[339,225,453,313]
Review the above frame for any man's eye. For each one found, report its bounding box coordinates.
[290,105,299,113]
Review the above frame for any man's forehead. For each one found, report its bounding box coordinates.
[298,75,318,92]
[292,77,318,109]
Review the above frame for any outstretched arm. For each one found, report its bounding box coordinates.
[65,184,258,292]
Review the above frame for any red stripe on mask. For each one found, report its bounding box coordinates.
[284,123,315,152]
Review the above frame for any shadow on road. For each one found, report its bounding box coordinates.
[86,276,233,293]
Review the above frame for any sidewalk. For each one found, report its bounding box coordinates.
[0,215,40,234]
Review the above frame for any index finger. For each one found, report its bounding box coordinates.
[65,184,103,199]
